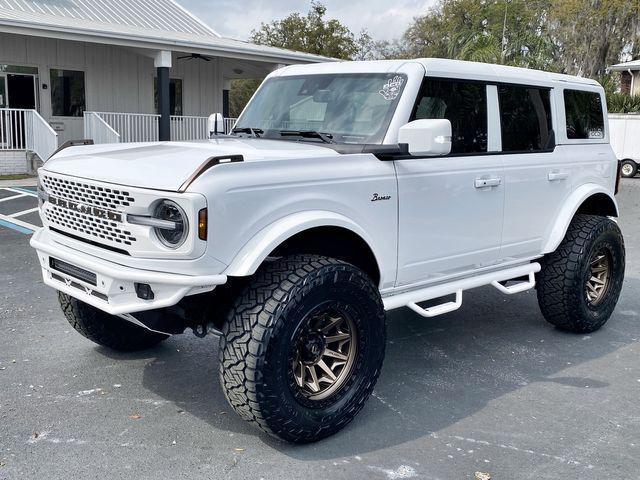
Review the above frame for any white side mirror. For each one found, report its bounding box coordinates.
[398,119,452,156]
[208,113,225,137]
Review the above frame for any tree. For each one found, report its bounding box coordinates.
[549,0,640,77]
[230,2,375,117]
[399,0,557,70]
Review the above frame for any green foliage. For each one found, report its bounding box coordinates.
[230,2,381,116]
[607,93,640,114]
[398,0,558,70]
[229,78,263,118]
[250,1,369,60]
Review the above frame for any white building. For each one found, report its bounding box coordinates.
[0,0,327,174]
[608,59,640,96]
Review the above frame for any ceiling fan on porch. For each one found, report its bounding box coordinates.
[177,53,212,62]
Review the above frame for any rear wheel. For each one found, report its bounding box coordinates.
[536,214,625,333]
[621,160,637,178]
[218,255,386,443]
[58,293,169,351]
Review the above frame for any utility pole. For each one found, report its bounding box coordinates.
[501,0,511,62]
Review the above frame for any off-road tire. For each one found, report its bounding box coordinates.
[219,254,386,443]
[58,292,169,351]
[621,160,637,178]
[537,214,625,333]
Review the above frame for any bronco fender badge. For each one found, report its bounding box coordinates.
[371,193,391,202]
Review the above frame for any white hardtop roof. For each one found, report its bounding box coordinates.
[0,0,331,64]
[276,58,601,88]
[609,59,640,71]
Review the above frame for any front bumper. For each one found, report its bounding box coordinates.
[30,228,227,315]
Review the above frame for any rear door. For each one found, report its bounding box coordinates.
[395,78,504,287]
[499,84,574,260]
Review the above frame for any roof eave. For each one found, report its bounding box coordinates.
[0,19,334,64]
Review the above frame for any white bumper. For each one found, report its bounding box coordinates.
[30,228,227,315]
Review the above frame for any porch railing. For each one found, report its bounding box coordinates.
[84,112,121,144]
[1,108,58,161]
[84,112,238,144]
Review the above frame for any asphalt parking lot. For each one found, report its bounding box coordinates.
[1,179,639,480]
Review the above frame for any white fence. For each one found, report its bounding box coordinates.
[84,112,121,144]
[0,108,58,161]
[84,112,238,144]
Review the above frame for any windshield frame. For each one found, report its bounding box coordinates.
[233,72,408,146]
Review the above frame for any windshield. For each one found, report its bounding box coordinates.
[234,73,407,144]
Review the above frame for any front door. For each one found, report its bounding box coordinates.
[395,78,504,287]
[7,74,36,109]
[3,74,37,148]
[0,75,6,147]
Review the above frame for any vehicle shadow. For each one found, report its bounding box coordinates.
[139,276,640,459]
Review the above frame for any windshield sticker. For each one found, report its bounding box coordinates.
[379,76,404,101]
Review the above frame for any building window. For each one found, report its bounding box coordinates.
[498,85,552,152]
[564,89,605,140]
[413,79,488,154]
[50,69,85,117]
[154,78,183,116]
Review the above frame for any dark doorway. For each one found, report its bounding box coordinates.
[7,74,36,109]
[5,75,36,148]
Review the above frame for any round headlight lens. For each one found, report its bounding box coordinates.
[154,200,188,248]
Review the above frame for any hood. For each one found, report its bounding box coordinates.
[43,138,338,191]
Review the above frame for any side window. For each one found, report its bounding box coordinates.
[498,85,552,152]
[414,79,487,154]
[564,90,605,140]
[50,69,86,117]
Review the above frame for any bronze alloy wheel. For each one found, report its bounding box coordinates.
[292,308,357,401]
[586,248,612,306]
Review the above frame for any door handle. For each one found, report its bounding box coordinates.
[474,177,502,189]
[548,171,569,181]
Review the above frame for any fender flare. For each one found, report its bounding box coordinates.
[224,210,383,277]
[541,184,619,254]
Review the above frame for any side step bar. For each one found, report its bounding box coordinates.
[383,263,541,318]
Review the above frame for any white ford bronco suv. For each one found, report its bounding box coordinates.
[31,59,625,443]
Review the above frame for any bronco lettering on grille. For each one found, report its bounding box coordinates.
[49,195,123,222]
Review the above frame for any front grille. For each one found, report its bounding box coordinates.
[45,204,136,246]
[41,175,136,210]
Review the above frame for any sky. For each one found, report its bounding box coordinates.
[178,0,437,42]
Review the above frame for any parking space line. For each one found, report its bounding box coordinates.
[0,193,28,203]
[9,207,40,218]
[0,213,38,233]
[3,187,37,197]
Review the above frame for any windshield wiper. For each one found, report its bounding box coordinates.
[279,130,334,144]
[231,127,263,138]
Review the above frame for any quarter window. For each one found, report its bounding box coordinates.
[564,90,604,140]
[413,79,487,154]
[498,85,552,152]
[50,69,85,117]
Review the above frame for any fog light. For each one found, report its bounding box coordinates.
[135,283,154,300]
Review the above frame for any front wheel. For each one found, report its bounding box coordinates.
[537,214,625,333]
[58,293,169,351]
[218,255,386,443]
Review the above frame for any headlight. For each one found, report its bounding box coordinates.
[154,200,188,248]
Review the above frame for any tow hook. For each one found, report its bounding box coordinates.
[192,323,222,338]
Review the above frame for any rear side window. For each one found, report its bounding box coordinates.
[498,85,552,152]
[564,90,605,140]
[413,79,487,154]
